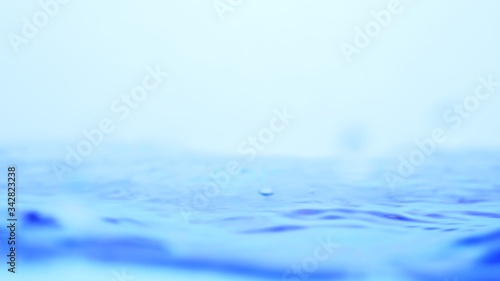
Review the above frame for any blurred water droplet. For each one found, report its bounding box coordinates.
[259,188,274,196]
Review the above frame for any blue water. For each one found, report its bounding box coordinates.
[1,148,499,281]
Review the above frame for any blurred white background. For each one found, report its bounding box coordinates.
[1,0,499,158]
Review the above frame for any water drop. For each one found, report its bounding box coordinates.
[259,188,274,196]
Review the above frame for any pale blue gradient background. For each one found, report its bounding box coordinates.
[1,0,499,158]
